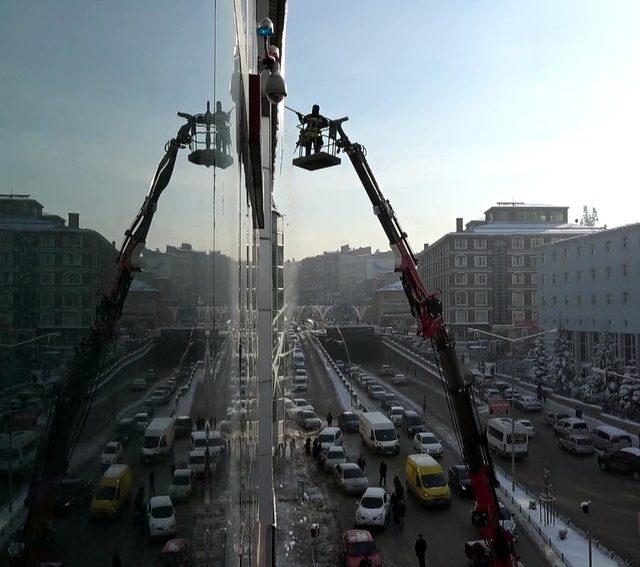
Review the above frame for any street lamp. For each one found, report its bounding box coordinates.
[467,327,558,492]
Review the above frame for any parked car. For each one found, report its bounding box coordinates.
[187,449,206,476]
[159,539,192,567]
[413,432,443,457]
[168,469,195,501]
[355,487,390,528]
[379,365,394,377]
[340,529,382,567]
[367,384,386,400]
[591,425,634,453]
[150,390,166,406]
[498,503,516,537]
[296,409,322,430]
[114,417,135,446]
[317,427,343,450]
[597,447,640,480]
[513,396,543,412]
[559,434,595,455]
[554,417,589,438]
[391,373,408,385]
[148,495,177,538]
[545,411,571,427]
[53,477,94,515]
[320,445,347,471]
[131,378,147,391]
[517,419,535,437]
[387,406,405,425]
[338,411,360,433]
[99,441,123,468]
[448,465,473,498]
[333,463,369,495]
[402,410,425,437]
[134,412,150,432]
[380,394,400,412]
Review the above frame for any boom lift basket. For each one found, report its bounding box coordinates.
[292,118,341,171]
[187,101,234,169]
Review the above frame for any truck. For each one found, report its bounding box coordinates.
[359,411,399,456]
[141,418,175,463]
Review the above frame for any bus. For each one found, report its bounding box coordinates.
[486,418,528,459]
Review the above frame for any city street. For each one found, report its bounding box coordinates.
[365,342,640,565]
[299,334,547,566]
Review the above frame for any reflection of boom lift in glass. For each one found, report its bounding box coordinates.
[187,100,234,169]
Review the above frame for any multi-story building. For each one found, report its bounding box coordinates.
[370,280,412,331]
[417,203,599,340]
[292,244,394,306]
[0,194,116,347]
[121,278,166,335]
[537,223,640,366]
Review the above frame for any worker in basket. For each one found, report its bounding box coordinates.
[298,104,328,156]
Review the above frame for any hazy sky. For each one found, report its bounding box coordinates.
[1,1,639,260]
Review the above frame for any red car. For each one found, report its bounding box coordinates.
[341,529,382,567]
[159,538,192,567]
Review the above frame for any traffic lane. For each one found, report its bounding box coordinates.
[55,375,200,565]
[508,406,640,565]
[359,363,547,567]
[302,336,504,567]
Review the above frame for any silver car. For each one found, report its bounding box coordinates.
[559,434,595,455]
[333,462,369,495]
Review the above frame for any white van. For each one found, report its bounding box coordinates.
[486,418,529,458]
[0,430,39,472]
[359,412,399,456]
[141,418,175,463]
[591,425,634,452]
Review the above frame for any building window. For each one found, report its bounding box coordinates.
[473,256,488,268]
[40,293,54,308]
[62,312,80,327]
[563,272,569,283]
[40,273,55,286]
[454,239,467,249]
[576,246,582,257]
[552,274,557,284]
[474,273,488,285]
[0,253,14,266]
[475,310,489,324]
[563,249,569,260]
[552,251,557,261]
[512,237,524,249]
[622,263,628,276]
[475,292,488,306]
[512,291,525,307]
[0,233,14,246]
[591,268,596,280]
[39,312,54,327]
[622,236,628,249]
[591,294,596,305]
[622,292,628,304]
[512,310,525,323]
[542,297,546,307]
[454,255,467,267]
[40,234,56,246]
[511,255,524,267]
[511,273,524,285]
[62,234,82,247]
[455,291,468,306]
[541,253,545,264]
[62,254,83,267]
[530,238,543,248]
[564,295,570,305]
[553,296,557,306]
[63,292,80,308]
[577,294,582,305]
[531,291,537,304]
[474,239,486,249]
[63,272,82,286]
[0,273,13,285]
[40,253,56,266]
[454,272,468,285]
[0,294,12,308]
[576,270,582,281]
[605,267,611,278]
[541,275,546,285]
[590,243,596,254]
[605,240,611,253]
[531,273,538,285]
[530,255,538,267]
[455,310,468,324]
[606,293,612,305]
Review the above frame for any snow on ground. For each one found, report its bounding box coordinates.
[495,469,621,567]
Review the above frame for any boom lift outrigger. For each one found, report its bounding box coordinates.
[292,107,519,567]
[14,103,227,566]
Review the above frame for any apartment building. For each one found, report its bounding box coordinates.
[537,223,640,365]
[0,194,116,345]
[416,203,599,340]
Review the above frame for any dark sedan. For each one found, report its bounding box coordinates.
[53,477,94,515]
[448,465,473,498]
[597,447,640,480]
[338,411,360,433]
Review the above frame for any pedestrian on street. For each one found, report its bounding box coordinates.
[312,438,320,459]
[357,455,366,472]
[148,468,155,497]
[289,436,296,457]
[327,411,333,427]
[393,475,404,501]
[415,534,427,567]
[304,437,311,457]
[379,460,388,487]
[422,394,426,415]
[542,391,547,404]
[112,550,122,567]
[536,383,543,401]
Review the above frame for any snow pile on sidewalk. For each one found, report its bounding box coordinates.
[495,470,622,567]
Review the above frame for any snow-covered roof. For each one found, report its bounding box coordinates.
[130,279,159,293]
[376,280,403,292]
[467,223,600,235]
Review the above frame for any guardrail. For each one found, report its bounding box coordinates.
[95,339,155,392]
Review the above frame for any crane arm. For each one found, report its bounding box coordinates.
[19,113,194,565]
[333,120,518,567]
